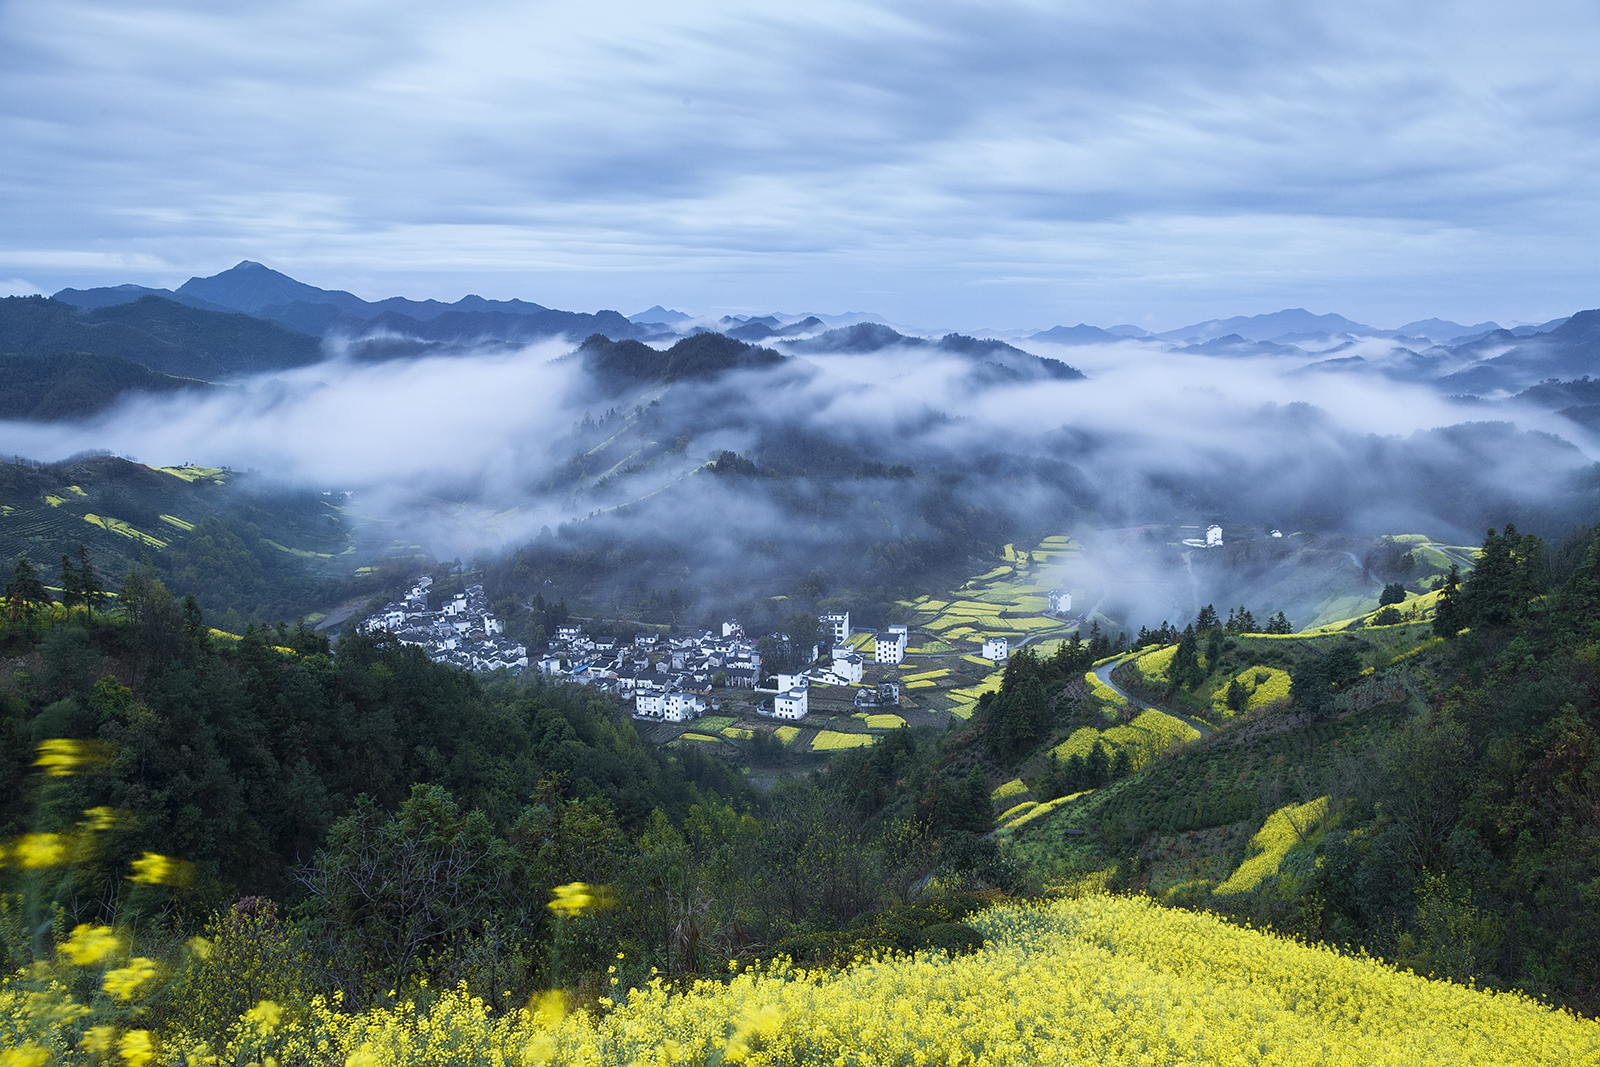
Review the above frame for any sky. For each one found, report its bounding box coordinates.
[3,0,1600,331]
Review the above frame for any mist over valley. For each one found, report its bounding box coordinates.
[4,260,1599,641]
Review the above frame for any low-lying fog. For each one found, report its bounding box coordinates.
[2,328,1595,628]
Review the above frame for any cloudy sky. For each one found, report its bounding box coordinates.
[2,0,1598,330]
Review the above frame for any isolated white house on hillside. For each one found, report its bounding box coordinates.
[982,636,1010,662]
[1048,589,1072,614]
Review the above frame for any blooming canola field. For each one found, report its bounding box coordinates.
[196,895,1600,1066]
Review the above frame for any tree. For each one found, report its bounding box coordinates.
[1085,742,1111,786]
[1264,611,1293,635]
[1379,582,1407,607]
[1433,564,1465,639]
[4,557,50,629]
[1196,604,1220,631]
[1170,625,1202,690]
[59,553,82,610]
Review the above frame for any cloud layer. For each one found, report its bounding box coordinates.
[3,1,1599,328]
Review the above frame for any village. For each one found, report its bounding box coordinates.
[353,577,533,673]
[352,560,1080,739]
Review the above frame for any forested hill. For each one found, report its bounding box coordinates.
[0,352,211,420]
[0,295,324,386]
[0,455,361,632]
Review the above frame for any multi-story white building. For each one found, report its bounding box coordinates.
[1206,524,1224,547]
[982,636,1010,662]
[875,625,908,665]
[829,651,864,685]
[820,611,851,647]
[1048,589,1072,615]
[634,690,706,722]
[769,682,809,719]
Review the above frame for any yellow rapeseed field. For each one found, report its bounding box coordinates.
[193,895,1600,1066]
[809,730,875,751]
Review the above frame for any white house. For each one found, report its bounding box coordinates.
[1270,529,1283,538]
[875,625,908,665]
[982,636,1010,662]
[537,655,563,675]
[634,690,706,722]
[484,614,504,636]
[830,651,864,684]
[722,619,744,639]
[1206,524,1224,547]
[775,672,807,692]
[556,624,583,642]
[1047,589,1073,614]
[768,682,809,719]
[820,611,851,647]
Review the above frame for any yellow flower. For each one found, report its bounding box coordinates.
[13,833,66,869]
[102,957,159,1000]
[547,881,595,916]
[128,851,194,886]
[81,806,123,831]
[345,1047,380,1067]
[187,935,213,959]
[531,990,566,1028]
[0,1047,49,1067]
[119,1030,154,1067]
[34,738,109,777]
[244,999,283,1032]
[83,1026,117,1054]
[59,923,126,965]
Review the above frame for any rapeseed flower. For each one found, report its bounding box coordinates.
[57,923,126,966]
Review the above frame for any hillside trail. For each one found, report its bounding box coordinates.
[1093,658,1214,738]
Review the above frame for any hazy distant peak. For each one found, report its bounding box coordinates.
[628,305,692,324]
[1159,308,1376,344]
[1393,317,1501,343]
[1029,323,1127,345]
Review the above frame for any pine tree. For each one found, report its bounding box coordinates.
[5,557,50,628]
[76,544,106,616]
[1171,624,1201,690]
[60,553,82,609]
[1433,564,1465,638]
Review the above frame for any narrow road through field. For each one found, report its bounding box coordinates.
[1093,658,1214,738]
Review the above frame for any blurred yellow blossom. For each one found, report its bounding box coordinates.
[101,957,158,1001]
[0,1047,49,1067]
[58,923,125,966]
[547,881,600,916]
[243,999,282,1032]
[83,1025,116,1054]
[13,834,66,869]
[33,738,109,777]
[81,806,123,831]
[119,1029,154,1066]
[128,851,194,886]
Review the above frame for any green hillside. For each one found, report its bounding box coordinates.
[0,351,211,420]
[0,294,323,392]
[0,454,361,630]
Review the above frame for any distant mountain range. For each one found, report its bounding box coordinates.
[4,260,1597,423]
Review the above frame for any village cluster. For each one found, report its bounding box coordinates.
[354,578,532,673]
[358,582,1074,727]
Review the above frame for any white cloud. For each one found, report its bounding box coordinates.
[2,0,1599,327]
